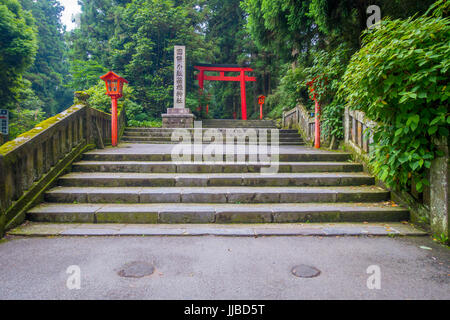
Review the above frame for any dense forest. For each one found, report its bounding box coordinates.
[1,0,447,136]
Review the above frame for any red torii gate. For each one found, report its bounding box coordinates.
[194,64,256,120]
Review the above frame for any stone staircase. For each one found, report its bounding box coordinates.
[27,121,409,224]
[122,119,303,145]
[122,128,303,145]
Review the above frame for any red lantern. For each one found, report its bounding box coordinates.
[101,71,128,98]
[258,95,265,120]
[100,71,128,147]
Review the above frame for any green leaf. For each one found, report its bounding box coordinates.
[395,128,403,136]
[430,116,442,126]
[410,161,420,171]
[428,126,438,135]
[416,181,423,192]
[399,154,409,163]
[417,91,427,99]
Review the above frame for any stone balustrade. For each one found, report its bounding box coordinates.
[0,101,126,236]
[343,106,447,238]
[282,104,315,145]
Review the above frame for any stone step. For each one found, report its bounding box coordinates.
[125,128,297,133]
[120,140,304,145]
[58,172,375,187]
[72,161,363,173]
[202,120,276,128]
[45,186,389,204]
[123,131,301,138]
[8,222,428,237]
[121,136,303,143]
[83,149,352,162]
[27,202,409,223]
[201,125,278,128]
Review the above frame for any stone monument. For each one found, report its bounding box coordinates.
[162,45,194,128]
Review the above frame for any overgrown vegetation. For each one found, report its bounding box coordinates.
[339,0,449,192]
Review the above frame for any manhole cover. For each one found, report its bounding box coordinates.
[291,264,321,278]
[118,261,155,278]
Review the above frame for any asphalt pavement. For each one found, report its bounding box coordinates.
[0,234,448,300]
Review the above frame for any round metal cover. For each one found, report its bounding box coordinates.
[118,261,155,278]
[291,264,321,278]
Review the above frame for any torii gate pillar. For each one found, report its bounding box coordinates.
[194,64,256,120]
[239,71,247,120]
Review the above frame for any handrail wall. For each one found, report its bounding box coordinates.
[0,100,126,236]
[282,104,315,145]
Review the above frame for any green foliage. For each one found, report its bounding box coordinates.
[79,80,128,113]
[20,0,72,115]
[321,101,344,140]
[339,3,450,192]
[302,44,351,140]
[7,79,45,139]
[0,0,37,106]
[303,44,351,104]
[241,0,314,57]
[66,0,127,65]
[433,233,449,245]
[78,81,112,113]
[308,0,437,48]
[109,0,212,117]
[67,59,108,91]
[127,119,162,128]
[78,79,160,127]
[265,64,306,119]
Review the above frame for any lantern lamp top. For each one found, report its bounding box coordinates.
[100,71,128,98]
[258,95,266,105]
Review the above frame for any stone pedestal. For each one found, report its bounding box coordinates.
[162,108,194,128]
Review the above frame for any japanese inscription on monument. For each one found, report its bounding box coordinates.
[174,45,186,108]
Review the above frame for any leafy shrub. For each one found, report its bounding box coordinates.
[339,1,449,192]
[127,119,162,128]
[303,44,351,106]
[76,80,160,127]
[321,101,345,140]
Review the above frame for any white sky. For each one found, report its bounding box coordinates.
[59,0,81,31]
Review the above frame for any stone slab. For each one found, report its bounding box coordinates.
[7,222,428,237]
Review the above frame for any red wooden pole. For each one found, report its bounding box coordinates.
[240,71,247,120]
[111,96,118,147]
[199,70,204,90]
[314,99,320,149]
[259,103,263,120]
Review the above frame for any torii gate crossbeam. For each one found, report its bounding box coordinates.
[194,64,256,120]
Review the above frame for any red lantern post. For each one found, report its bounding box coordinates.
[306,76,321,149]
[258,95,265,120]
[100,71,128,147]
